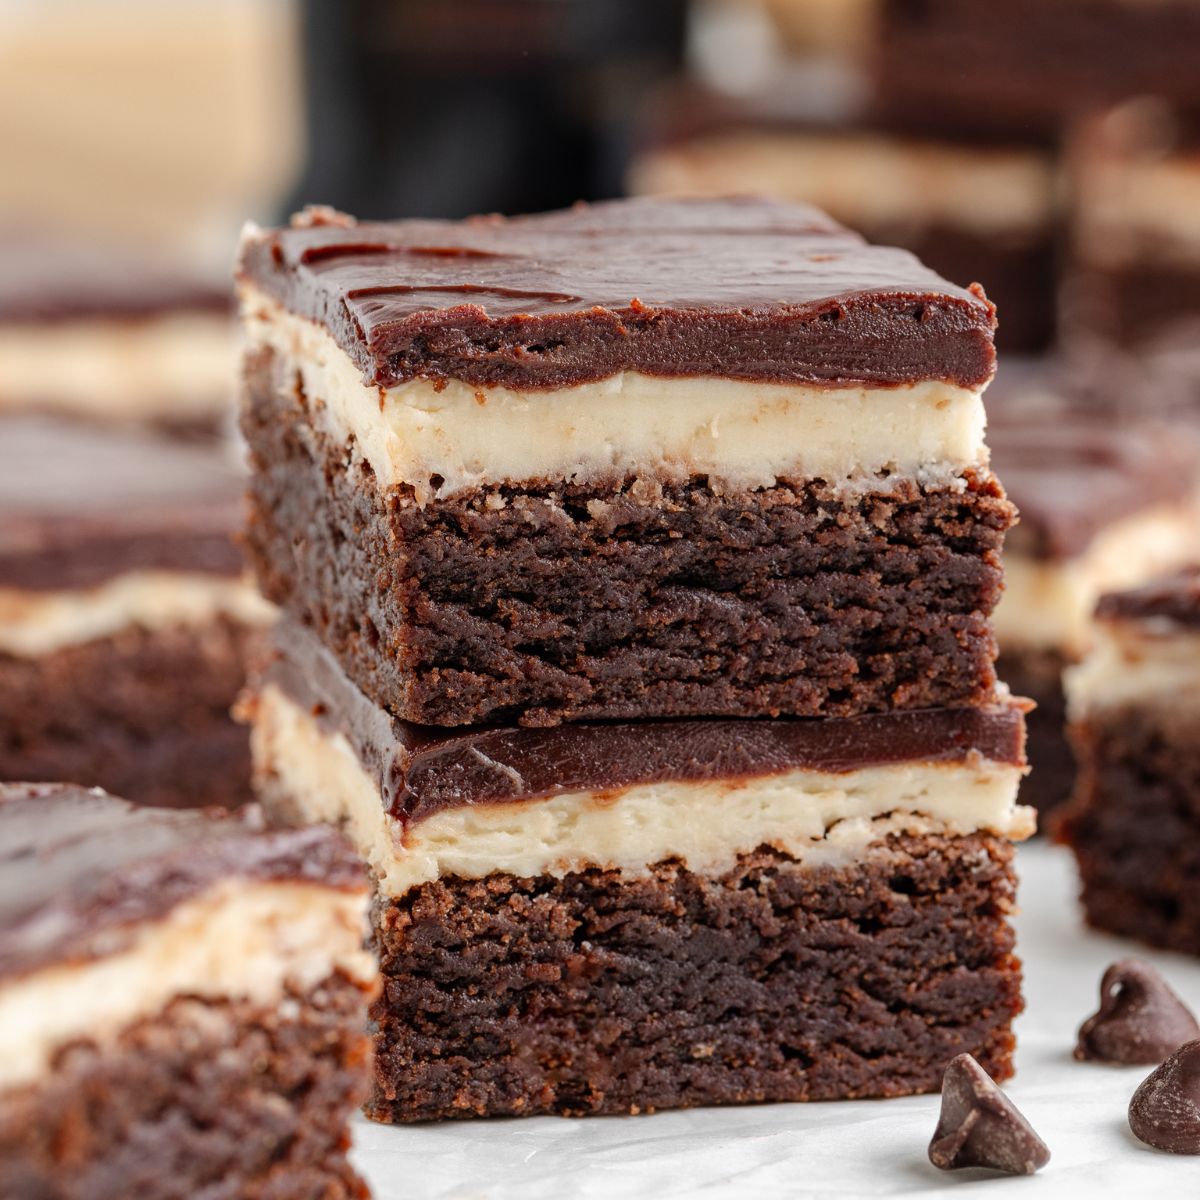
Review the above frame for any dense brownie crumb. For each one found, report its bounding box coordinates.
[365,833,1022,1122]
[1059,708,1200,954]
[0,616,258,808]
[242,347,1013,727]
[0,972,371,1200]
[997,648,1072,823]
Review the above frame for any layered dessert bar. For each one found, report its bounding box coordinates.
[0,417,272,807]
[237,197,1012,728]
[630,82,1058,350]
[1066,101,1200,351]
[1060,569,1200,955]
[989,411,1200,818]
[247,620,1032,1121]
[0,783,376,1198]
[874,0,1200,142]
[0,239,237,437]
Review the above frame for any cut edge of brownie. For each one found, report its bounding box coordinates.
[363,834,1022,1122]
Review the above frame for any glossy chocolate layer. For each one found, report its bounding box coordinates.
[1096,567,1200,630]
[0,783,364,983]
[988,413,1199,561]
[237,197,996,390]
[264,621,1027,826]
[0,238,231,325]
[0,417,244,590]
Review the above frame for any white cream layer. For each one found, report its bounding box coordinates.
[630,133,1054,237]
[994,501,1200,657]
[0,313,238,423]
[0,570,274,657]
[1067,619,1200,720]
[252,684,1033,901]
[241,286,989,505]
[0,879,374,1091]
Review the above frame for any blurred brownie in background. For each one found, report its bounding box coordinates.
[989,406,1200,818]
[0,418,271,808]
[629,75,1058,351]
[0,239,237,438]
[874,0,1200,142]
[1060,568,1200,955]
[0,783,376,1198]
[1065,100,1200,352]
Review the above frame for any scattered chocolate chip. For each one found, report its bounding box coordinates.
[1129,1040,1200,1154]
[1076,959,1200,1065]
[928,1054,1050,1175]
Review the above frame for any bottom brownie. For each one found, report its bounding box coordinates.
[0,972,370,1200]
[368,832,1022,1122]
[0,616,258,808]
[997,648,1072,824]
[1059,708,1200,955]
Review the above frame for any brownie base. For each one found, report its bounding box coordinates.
[367,833,1022,1121]
[0,972,370,1200]
[997,647,1072,824]
[243,346,1013,727]
[0,616,257,809]
[1059,706,1200,955]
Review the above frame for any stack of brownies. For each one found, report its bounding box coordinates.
[236,195,1034,1121]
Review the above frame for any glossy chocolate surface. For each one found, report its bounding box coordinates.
[0,417,244,590]
[266,621,1027,826]
[238,197,996,390]
[0,783,364,982]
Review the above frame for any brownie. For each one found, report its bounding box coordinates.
[0,237,236,438]
[368,834,1022,1121]
[1059,568,1200,953]
[247,619,1032,1121]
[0,783,377,1198]
[874,0,1200,142]
[239,197,1012,727]
[989,411,1200,820]
[1066,103,1200,351]
[0,417,270,807]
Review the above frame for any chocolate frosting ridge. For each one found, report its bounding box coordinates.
[0,783,364,983]
[265,621,1027,826]
[238,197,996,390]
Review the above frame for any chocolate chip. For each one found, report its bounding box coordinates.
[1129,1040,1200,1154]
[1076,959,1200,1065]
[928,1054,1050,1175]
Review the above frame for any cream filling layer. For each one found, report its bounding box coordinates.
[241,286,989,505]
[0,880,374,1091]
[630,133,1054,237]
[1067,621,1200,720]
[0,313,238,422]
[994,501,1200,657]
[0,570,274,657]
[252,684,1033,901]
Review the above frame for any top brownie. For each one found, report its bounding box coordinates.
[238,197,1011,726]
[238,196,996,390]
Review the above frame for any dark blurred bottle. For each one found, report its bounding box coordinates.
[288,0,689,220]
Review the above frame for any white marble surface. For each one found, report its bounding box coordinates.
[353,841,1200,1198]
